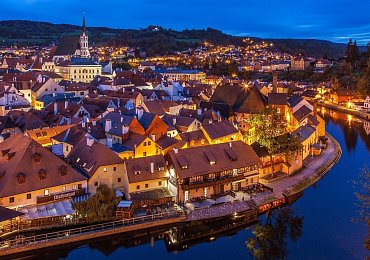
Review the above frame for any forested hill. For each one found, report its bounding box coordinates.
[0,20,351,59]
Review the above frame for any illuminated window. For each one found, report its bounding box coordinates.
[104,168,107,172]
[44,189,49,196]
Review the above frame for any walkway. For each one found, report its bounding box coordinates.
[261,134,337,194]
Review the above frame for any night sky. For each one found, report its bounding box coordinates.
[1,0,370,44]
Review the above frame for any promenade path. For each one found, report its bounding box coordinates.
[261,135,336,194]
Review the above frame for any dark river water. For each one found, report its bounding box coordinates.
[38,110,369,260]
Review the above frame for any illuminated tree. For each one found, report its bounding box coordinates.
[73,184,121,222]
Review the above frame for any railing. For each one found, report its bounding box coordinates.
[0,211,184,250]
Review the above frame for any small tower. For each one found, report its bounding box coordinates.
[272,71,278,93]
[80,16,90,58]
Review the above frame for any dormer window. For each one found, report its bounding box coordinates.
[17,172,26,184]
[1,149,10,157]
[7,152,15,160]
[135,170,141,175]
[39,169,47,180]
[33,153,41,163]
[60,165,68,176]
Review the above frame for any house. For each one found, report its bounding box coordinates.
[51,124,87,157]
[122,155,173,206]
[154,81,184,101]
[25,124,74,147]
[0,135,88,208]
[64,82,90,98]
[201,120,242,144]
[155,69,206,82]
[291,56,310,71]
[66,137,124,194]
[136,108,169,141]
[209,83,267,120]
[54,58,102,83]
[292,125,318,160]
[162,114,201,133]
[31,76,65,107]
[330,89,355,105]
[112,132,158,159]
[178,130,209,148]
[167,141,262,203]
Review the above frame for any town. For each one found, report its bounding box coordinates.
[0,17,368,257]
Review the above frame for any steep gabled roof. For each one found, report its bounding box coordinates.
[54,35,81,56]
[0,135,87,197]
[210,83,267,114]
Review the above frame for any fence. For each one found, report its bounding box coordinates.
[0,211,184,251]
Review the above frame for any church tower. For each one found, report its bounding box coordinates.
[80,16,90,58]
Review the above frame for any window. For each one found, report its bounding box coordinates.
[143,142,147,146]
[158,181,162,186]
[44,189,49,196]
[94,182,98,187]
[145,184,149,188]
[9,197,14,203]
[136,185,140,190]
[104,167,107,172]
[78,184,82,189]
[62,186,66,192]
[143,152,147,156]
[72,184,77,190]
[27,193,31,200]
[184,191,189,201]
[118,178,121,183]
[147,141,151,146]
[113,167,117,171]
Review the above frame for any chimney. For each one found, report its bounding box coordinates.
[82,121,86,128]
[54,102,58,115]
[107,138,113,148]
[229,142,232,148]
[313,102,318,119]
[64,100,69,109]
[86,137,94,147]
[197,108,202,116]
[0,135,4,143]
[173,147,178,154]
[172,117,177,126]
[92,120,96,126]
[105,119,112,132]
[136,107,144,120]
[122,125,129,135]
[272,72,278,93]
[150,162,154,174]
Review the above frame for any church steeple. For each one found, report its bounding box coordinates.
[82,15,86,35]
[79,15,90,58]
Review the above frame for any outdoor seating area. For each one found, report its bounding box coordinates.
[186,200,255,221]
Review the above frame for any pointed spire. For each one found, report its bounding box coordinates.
[82,15,86,34]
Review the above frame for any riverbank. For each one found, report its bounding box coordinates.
[0,134,342,258]
[319,102,370,121]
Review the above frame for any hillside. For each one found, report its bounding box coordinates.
[0,20,349,59]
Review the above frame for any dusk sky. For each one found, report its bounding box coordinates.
[1,0,370,44]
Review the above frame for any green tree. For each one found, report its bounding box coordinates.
[356,76,370,98]
[73,184,121,222]
[345,39,359,69]
[246,208,304,260]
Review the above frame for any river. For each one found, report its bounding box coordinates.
[36,110,370,260]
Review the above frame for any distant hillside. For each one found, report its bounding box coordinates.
[0,20,350,59]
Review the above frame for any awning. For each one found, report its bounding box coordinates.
[0,206,24,222]
[18,200,74,220]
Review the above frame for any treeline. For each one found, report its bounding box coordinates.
[0,20,351,59]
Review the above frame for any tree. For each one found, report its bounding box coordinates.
[356,76,370,98]
[72,184,121,222]
[345,39,359,69]
[353,167,370,249]
[246,108,301,177]
[246,207,304,260]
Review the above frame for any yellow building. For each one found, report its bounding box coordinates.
[201,120,242,144]
[292,125,318,160]
[0,135,88,208]
[122,155,173,205]
[66,137,125,194]
[55,59,102,83]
